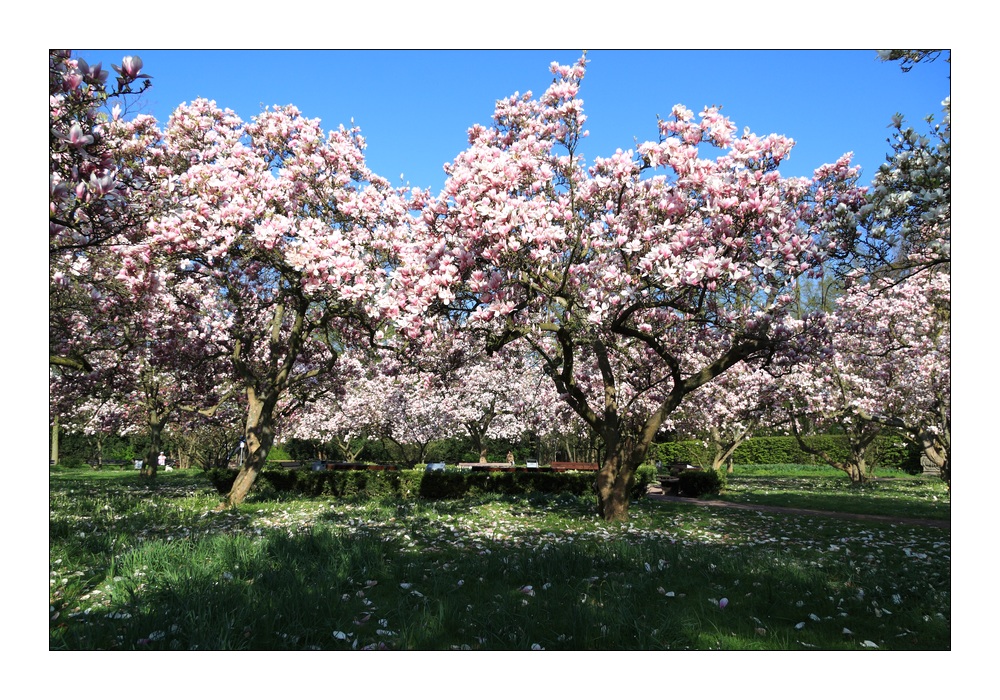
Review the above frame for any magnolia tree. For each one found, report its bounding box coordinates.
[666,355,779,472]
[289,338,563,465]
[803,49,951,486]
[375,362,462,466]
[49,50,152,251]
[771,342,885,484]
[50,373,139,467]
[290,349,464,466]
[844,269,950,486]
[53,193,235,479]
[50,51,157,374]
[410,55,866,520]
[412,334,553,462]
[126,99,416,505]
[771,264,950,484]
[284,350,380,461]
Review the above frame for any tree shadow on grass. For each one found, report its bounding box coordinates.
[50,506,950,651]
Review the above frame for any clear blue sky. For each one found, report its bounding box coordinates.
[74,49,950,192]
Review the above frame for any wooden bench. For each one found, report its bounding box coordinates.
[549,461,599,472]
[459,462,543,472]
[267,460,307,469]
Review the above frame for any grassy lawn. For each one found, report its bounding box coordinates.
[49,466,950,651]
[714,464,951,521]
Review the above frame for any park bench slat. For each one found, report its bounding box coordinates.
[549,461,599,471]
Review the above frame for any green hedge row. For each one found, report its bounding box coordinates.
[208,464,660,502]
[649,434,921,473]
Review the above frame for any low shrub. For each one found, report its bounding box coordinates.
[57,455,87,469]
[206,467,237,494]
[677,469,726,498]
[632,464,658,499]
[419,470,479,499]
[418,470,594,500]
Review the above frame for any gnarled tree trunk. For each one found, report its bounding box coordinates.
[917,427,950,491]
[594,424,658,522]
[708,425,749,473]
[224,388,278,507]
[791,418,878,484]
[51,416,59,466]
[142,413,167,479]
[596,451,639,522]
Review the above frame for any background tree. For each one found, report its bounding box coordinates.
[769,261,949,485]
[420,336,551,463]
[835,49,950,283]
[667,355,778,472]
[282,350,379,462]
[50,374,137,468]
[815,49,951,486]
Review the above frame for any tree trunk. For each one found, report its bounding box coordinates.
[596,453,639,522]
[846,459,865,484]
[50,416,59,466]
[226,449,266,507]
[223,390,278,507]
[594,432,647,522]
[93,435,104,470]
[142,416,166,479]
[917,428,950,491]
[791,419,876,484]
[333,437,363,463]
[708,426,747,473]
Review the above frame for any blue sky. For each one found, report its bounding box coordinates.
[74,49,950,192]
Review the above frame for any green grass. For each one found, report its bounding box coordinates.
[714,464,950,521]
[49,465,950,651]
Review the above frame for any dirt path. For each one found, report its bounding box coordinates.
[645,486,950,529]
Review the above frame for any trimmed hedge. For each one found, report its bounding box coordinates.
[648,434,921,473]
[677,469,726,497]
[419,471,595,499]
[206,467,601,501]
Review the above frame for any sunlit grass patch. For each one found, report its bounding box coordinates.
[715,468,949,521]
